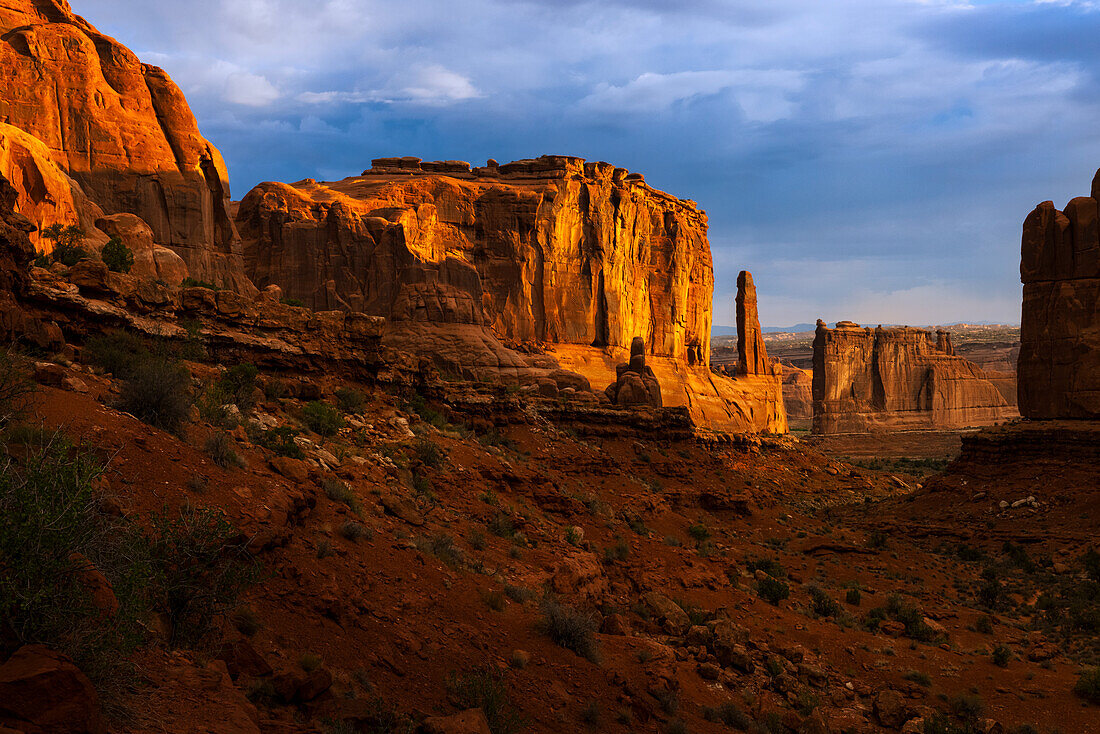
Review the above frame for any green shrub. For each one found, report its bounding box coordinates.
[0,348,33,428]
[100,236,133,273]
[846,587,862,606]
[687,522,710,542]
[281,297,304,307]
[975,615,994,634]
[181,277,219,290]
[949,693,984,721]
[757,576,790,606]
[540,598,600,662]
[83,330,154,377]
[335,387,365,413]
[118,357,193,435]
[446,667,526,734]
[218,363,259,410]
[0,435,148,682]
[992,644,1011,667]
[146,504,259,646]
[702,702,750,730]
[415,436,445,469]
[205,433,245,469]
[904,670,931,687]
[414,533,463,568]
[303,400,343,437]
[746,556,786,578]
[808,585,841,618]
[41,223,88,266]
[603,536,629,563]
[1074,667,1100,704]
[339,521,371,542]
[250,425,305,459]
[323,478,361,514]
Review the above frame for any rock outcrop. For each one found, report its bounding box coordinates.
[1019,173,1100,419]
[812,321,1017,434]
[605,336,663,407]
[779,363,813,422]
[239,157,787,433]
[0,0,252,292]
[238,156,711,362]
[736,271,769,376]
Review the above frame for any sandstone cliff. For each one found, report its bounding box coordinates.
[812,321,1017,434]
[239,157,787,433]
[780,363,813,422]
[1019,173,1100,419]
[0,0,252,292]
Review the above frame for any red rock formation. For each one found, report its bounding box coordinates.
[238,156,711,363]
[0,0,251,292]
[812,320,1017,434]
[779,363,813,422]
[1019,173,1100,419]
[736,271,770,376]
[238,157,787,433]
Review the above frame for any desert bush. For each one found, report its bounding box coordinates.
[217,363,259,410]
[114,352,193,435]
[688,522,710,542]
[540,597,600,662]
[415,436,444,469]
[335,387,365,413]
[414,533,463,568]
[205,433,245,469]
[746,556,786,578]
[446,666,526,734]
[83,330,154,377]
[702,702,751,730]
[0,435,148,681]
[303,400,343,437]
[603,536,629,564]
[504,584,535,604]
[904,670,931,687]
[481,589,506,612]
[1075,667,1100,704]
[146,503,259,646]
[807,585,842,618]
[232,606,261,637]
[1083,548,1100,583]
[323,478,361,514]
[949,693,984,721]
[488,512,516,539]
[846,587,862,606]
[757,576,790,606]
[0,348,33,428]
[992,644,1012,667]
[181,277,219,290]
[100,236,133,273]
[41,223,88,266]
[340,521,372,542]
[250,425,305,459]
[975,615,994,634]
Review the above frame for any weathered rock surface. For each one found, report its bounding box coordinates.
[780,363,813,421]
[239,156,711,361]
[605,336,663,407]
[241,173,786,432]
[812,320,1017,434]
[1019,173,1100,419]
[736,270,769,376]
[0,0,251,292]
[0,645,106,734]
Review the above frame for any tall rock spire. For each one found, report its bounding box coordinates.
[736,270,769,376]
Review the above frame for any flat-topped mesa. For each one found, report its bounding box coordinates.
[1018,170,1100,419]
[811,320,1017,434]
[239,155,710,363]
[239,156,786,433]
[0,0,253,293]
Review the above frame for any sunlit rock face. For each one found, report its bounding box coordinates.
[1019,173,1100,420]
[812,321,1018,434]
[0,0,252,293]
[239,157,787,433]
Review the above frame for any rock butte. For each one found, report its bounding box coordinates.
[811,320,1018,434]
[0,0,252,293]
[238,158,787,433]
[1019,170,1100,419]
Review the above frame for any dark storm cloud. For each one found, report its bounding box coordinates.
[68,0,1100,325]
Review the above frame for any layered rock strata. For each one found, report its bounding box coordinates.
[812,321,1017,434]
[1019,173,1100,419]
[0,0,252,292]
[239,157,787,433]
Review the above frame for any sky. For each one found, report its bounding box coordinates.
[71,0,1100,328]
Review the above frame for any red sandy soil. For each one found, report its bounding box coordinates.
[11,360,1099,734]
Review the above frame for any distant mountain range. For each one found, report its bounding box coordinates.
[712,321,1019,336]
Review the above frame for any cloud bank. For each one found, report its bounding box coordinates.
[71,0,1100,326]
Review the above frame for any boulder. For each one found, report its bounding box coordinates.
[422,708,492,734]
[0,645,106,734]
[606,337,663,408]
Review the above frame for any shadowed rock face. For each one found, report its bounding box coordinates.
[1019,171,1100,419]
[0,0,252,293]
[237,156,712,363]
[736,270,769,376]
[812,321,1017,434]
